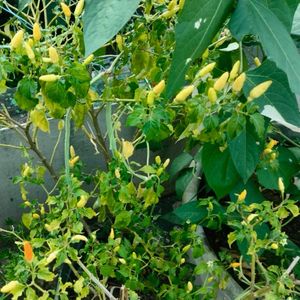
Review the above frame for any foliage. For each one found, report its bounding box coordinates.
[0,0,299,299]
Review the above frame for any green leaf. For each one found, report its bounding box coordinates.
[229,124,263,183]
[83,0,141,56]
[166,0,234,97]
[66,63,90,98]
[229,0,300,95]
[249,113,265,139]
[265,0,298,31]
[286,203,299,217]
[257,147,298,190]
[292,4,300,35]
[230,179,265,205]
[114,211,132,229]
[22,213,32,229]
[202,144,240,198]
[169,152,193,178]
[37,268,56,282]
[14,78,38,111]
[244,60,300,127]
[163,199,225,225]
[44,81,76,108]
[175,168,193,199]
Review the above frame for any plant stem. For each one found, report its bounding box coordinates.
[250,253,256,292]
[77,258,117,300]
[89,108,110,164]
[64,108,71,186]
[24,123,58,181]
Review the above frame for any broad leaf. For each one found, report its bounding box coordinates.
[66,63,90,98]
[230,0,300,95]
[244,60,300,127]
[14,78,38,111]
[83,0,141,56]
[257,147,298,190]
[202,144,240,198]
[162,199,225,226]
[175,168,193,199]
[166,0,234,97]
[169,152,193,178]
[292,4,300,35]
[230,179,265,205]
[265,0,299,31]
[229,124,263,183]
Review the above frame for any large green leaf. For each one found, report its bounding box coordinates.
[229,0,300,95]
[257,147,298,190]
[166,0,234,97]
[244,60,300,127]
[175,168,193,199]
[83,0,141,56]
[169,152,193,179]
[162,199,225,226]
[265,0,299,31]
[66,63,90,98]
[202,144,240,198]
[292,4,300,35]
[229,124,263,183]
[14,77,38,111]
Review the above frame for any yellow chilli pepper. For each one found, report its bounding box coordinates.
[23,241,34,262]
[163,158,170,169]
[161,7,179,19]
[179,0,185,9]
[24,42,35,61]
[77,195,89,208]
[74,0,85,17]
[32,213,40,219]
[187,281,193,293]
[83,54,94,65]
[39,74,61,82]
[33,22,42,41]
[71,235,88,242]
[49,46,59,64]
[214,72,229,91]
[254,57,261,67]
[247,80,272,102]
[147,91,155,106]
[207,87,217,104]
[116,34,123,52]
[195,62,216,78]
[10,30,24,50]
[232,72,246,93]
[270,243,278,250]
[174,85,194,103]
[168,0,177,10]
[109,228,115,240]
[153,80,166,95]
[229,60,240,80]
[266,138,278,150]
[278,177,285,196]
[237,189,247,202]
[155,155,161,165]
[69,155,80,167]
[230,262,241,268]
[70,145,76,158]
[61,2,71,18]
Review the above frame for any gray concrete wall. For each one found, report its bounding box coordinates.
[0,111,183,226]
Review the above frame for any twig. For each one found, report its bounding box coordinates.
[77,258,117,300]
[284,256,300,276]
